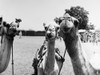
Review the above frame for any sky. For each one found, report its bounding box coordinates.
[0,0,100,31]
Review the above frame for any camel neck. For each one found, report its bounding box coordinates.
[47,40,55,57]
[0,35,14,73]
[45,39,55,73]
[64,32,79,59]
[63,32,96,75]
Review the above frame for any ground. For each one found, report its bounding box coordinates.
[0,36,100,75]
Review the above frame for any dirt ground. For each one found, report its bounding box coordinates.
[1,36,100,75]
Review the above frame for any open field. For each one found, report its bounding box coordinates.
[1,36,100,75]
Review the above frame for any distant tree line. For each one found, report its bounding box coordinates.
[18,30,45,36]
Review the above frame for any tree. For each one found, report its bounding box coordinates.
[65,6,89,29]
[87,22,95,30]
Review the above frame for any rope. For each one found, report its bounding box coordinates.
[12,43,14,75]
[58,48,67,75]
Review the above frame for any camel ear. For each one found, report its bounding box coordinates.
[43,23,46,27]
[43,23,48,31]
[3,21,7,26]
[56,26,60,31]
[43,23,46,26]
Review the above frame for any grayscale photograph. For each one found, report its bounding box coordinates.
[0,0,100,75]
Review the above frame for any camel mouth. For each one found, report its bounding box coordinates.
[61,27,71,33]
[63,27,69,32]
[46,33,55,40]
[7,28,17,37]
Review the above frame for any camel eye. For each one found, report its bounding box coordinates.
[56,27,59,31]
[45,27,48,31]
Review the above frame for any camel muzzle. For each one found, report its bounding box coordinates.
[61,27,71,33]
[47,33,53,39]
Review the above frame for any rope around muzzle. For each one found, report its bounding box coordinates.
[58,48,67,75]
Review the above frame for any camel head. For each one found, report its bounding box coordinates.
[43,22,60,41]
[0,21,18,39]
[59,13,79,34]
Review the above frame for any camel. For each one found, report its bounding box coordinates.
[0,18,21,73]
[37,22,62,75]
[58,13,97,75]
